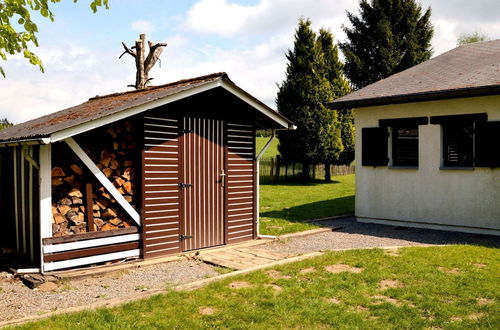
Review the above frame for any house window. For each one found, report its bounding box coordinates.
[392,126,419,167]
[442,122,474,167]
[430,113,490,168]
[378,117,428,168]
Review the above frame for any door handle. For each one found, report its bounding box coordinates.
[220,170,226,187]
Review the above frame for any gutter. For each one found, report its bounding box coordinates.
[330,84,500,110]
[0,137,51,148]
[255,124,296,239]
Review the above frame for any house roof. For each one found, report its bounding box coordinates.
[0,72,294,144]
[331,39,500,109]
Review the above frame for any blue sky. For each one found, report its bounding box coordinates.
[1,0,499,123]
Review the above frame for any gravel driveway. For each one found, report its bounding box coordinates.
[0,260,218,323]
[260,217,500,256]
[0,216,498,323]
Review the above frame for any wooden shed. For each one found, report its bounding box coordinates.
[0,73,294,272]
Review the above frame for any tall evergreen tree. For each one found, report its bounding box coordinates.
[340,0,433,89]
[277,19,343,180]
[317,29,354,180]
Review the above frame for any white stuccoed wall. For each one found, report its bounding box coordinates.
[355,94,500,235]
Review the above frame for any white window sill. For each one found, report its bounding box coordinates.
[439,166,474,171]
[389,166,418,170]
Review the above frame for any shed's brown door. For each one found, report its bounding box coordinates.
[180,117,225,251]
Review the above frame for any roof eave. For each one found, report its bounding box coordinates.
[330,84,500,109]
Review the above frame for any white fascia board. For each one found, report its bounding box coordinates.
[65,137,141,226]
[43,233,140,253]
[50,81,221,142]
[44,249,140,271]
[219,81,291,129]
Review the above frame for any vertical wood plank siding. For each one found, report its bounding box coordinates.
[225,123,256,243]
[181,117,225,251]
[11,146,41,265]
[142,115,181,258]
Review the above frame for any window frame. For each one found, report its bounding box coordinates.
[379,117,428,169]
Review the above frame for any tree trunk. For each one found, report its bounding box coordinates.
[325,163,331,182]
[301,163,309,181]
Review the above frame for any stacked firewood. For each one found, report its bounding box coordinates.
[51,121,138,236]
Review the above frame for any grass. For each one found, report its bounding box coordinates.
[256,136,280,159]
[260,175,355,236]
[14,245,499,329]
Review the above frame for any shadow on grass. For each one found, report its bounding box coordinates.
[260,179,342,187]
[261,195,354,225]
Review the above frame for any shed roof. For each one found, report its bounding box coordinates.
[0,72,294,144]
[331,39,500,109]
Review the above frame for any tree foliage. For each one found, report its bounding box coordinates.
[457,31,490,45]
[317,28,354,167]
[340,0,433,89]
[277,19,343,179]
[0,0,109,77]
[0,118,13,130]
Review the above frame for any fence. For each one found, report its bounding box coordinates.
[259,156,355,184]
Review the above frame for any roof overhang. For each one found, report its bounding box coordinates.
[45,79,294,143]
[330,84,500,110]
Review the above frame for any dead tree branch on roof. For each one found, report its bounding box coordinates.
[119,33,167,89]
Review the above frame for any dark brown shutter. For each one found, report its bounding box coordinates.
[475,122,500,168]
[362,127,388,166]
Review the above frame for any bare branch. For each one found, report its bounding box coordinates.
[119,42,136,59]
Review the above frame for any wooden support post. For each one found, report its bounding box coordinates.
[85,183,95,232]
[39,144,52,273]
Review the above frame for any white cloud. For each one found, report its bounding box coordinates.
[131,20,155,34]
[185,0,357,37]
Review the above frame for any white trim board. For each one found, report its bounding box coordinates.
[49,79,291,143]
[43,233,141,254]
[64,137,141,226]
[43,249,140,271]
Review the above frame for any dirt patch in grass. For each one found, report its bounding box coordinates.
[473,263,486,268]
[37,282,58,292]
[299,267,316,274]
[477,298,494,305]
[356,306,369,312]
[437,266,459,274]
[229,281,251,289]
[379,279,404,290]
[325,297,340,304]
[199,307,216,315]
[325,264,364,274]
[371,295,401,306]
[266,270,291,280]
[467,313,485,320]
[264,284,283,292]
[383,248,400,257]
[450,316,462,322]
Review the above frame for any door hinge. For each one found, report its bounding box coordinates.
[179,183,193,188]
[180,234,193,241]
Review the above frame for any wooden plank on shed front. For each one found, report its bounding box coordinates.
[39,144,52,273]
[64,137,141,226]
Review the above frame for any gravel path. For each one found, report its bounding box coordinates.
[260,217,500,256]
[0,217,498,323]
[0,260,218,322]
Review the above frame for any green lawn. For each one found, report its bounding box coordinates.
[260,175,355,236]
[16,245,499,329]
[256,136,280,159]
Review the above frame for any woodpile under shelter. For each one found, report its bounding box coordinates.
[0,73,294,272]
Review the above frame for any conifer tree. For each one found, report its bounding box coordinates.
[340,0,433,89]
[277,19,343,180]
[317,29,354,180]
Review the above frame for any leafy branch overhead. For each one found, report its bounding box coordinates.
[119,33,167,89]
[0,0,109,77]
